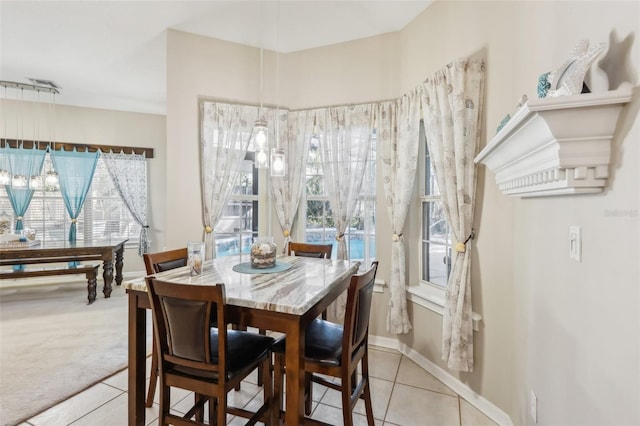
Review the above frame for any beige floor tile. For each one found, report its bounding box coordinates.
[367,348,402,382]
[385,383,460,426]
[102,367,128,391]
[148,377,192,406]
[460,398,498,426]
[310,402,383,426]
[320,376,393,421]
[68,393,127,426]
[395,356,457,396]
[28,383,123,426]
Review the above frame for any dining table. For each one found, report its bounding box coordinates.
[125,253,360,425]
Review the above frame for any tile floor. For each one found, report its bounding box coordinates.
[20,346,498,426]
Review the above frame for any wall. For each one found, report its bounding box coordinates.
[395,1,639,424]
[0,99,166,273]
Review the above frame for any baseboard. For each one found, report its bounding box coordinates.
[369,334,513,426]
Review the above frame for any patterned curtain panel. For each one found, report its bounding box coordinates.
[315,104,374,321]
[421,58,486,372]
[270,109,314,253]
[101,151,149,255]
[51,149,99,242]
[377,90,422,335]
[3,146,46,231]
[200,101,256,259]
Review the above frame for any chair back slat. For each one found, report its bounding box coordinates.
[146,277,226,375]
[144,248,188,275]
[287,242,333,259]
[343,262,378,357]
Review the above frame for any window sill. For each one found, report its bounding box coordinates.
[407,283,482,331]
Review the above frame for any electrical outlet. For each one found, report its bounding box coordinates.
[530,389,538,423]
[569,225,581,262]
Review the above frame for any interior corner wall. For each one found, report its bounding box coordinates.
[0,99,166,273]
[395,1,639,425]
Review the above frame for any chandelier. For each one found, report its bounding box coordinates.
[0,79,60,191]
[251,1,286,177]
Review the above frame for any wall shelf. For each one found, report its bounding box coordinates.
[474,89,633,197]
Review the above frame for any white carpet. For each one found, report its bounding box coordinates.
[0,280,151,426]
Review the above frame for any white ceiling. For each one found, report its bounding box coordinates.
[0,0,432,115]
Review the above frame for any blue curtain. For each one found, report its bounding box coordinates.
[51,149,99,242]
[3,146,46,231]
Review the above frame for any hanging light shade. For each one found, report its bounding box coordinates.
[253,118,269,169]
[0,168,10,185]
[45,169,59,191]
[12,174,28,188]
[29,174,44,190]
[270,147,286,177]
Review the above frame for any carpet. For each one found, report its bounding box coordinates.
[0,280,152,426]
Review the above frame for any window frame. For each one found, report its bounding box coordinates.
[299,132,376,266]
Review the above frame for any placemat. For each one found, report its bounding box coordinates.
[232,261,292,274]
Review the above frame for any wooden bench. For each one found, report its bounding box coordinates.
[0,263,101,304]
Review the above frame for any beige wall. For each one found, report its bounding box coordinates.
[0,99,166,273]
[395,1,639,425]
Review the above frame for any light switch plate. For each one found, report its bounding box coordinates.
[569,225,581,262]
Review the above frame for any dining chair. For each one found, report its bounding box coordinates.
[287,242,333,259]
[146,277,275,425]
[273,261,379,425]
[287,241,333,321]
[143,247,189,407]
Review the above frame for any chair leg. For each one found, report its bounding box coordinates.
[273,353,285,415]
[341,378,354,426]
[304,372,313,416]
[256,328,267,387]
[159,382,170,426]
[361,353,375,426]
[145,336,158,407]
[262,357,274,425]
[217,394,227,426]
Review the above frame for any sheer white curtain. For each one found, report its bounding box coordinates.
[316,104,374,321]
[200,101,257,259]
[270,109,314,252]
[421,58,485,371]
[101,151,149,255]
[377,90,421,334]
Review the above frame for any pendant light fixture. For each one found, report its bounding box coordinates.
[0,85,10,186]
[29,89,44,190]
[11,87,27,188]
[270,0,286,178]
[44,89,59,192]
[252,0,269,169]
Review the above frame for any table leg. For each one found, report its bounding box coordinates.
[128,293,146,426]
[103,260,114,298]
[285,319,305,425]
[115,245,125,286]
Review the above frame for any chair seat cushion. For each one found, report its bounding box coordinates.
[171,330,274,381]
[274,319,344,367]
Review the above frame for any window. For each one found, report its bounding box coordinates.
[420,122,451,288]
[0,154,141,246]
[303,134,376,264]
[214,151,258,257]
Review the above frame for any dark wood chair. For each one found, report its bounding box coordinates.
[143,248,188,407]
[273,261,378,425]
[287,242,333,321]
[146,277,275,425]
[287,242,333,259]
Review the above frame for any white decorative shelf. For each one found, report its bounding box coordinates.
[474,89,633,197]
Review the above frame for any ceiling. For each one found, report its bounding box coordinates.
[0,1,432,115]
